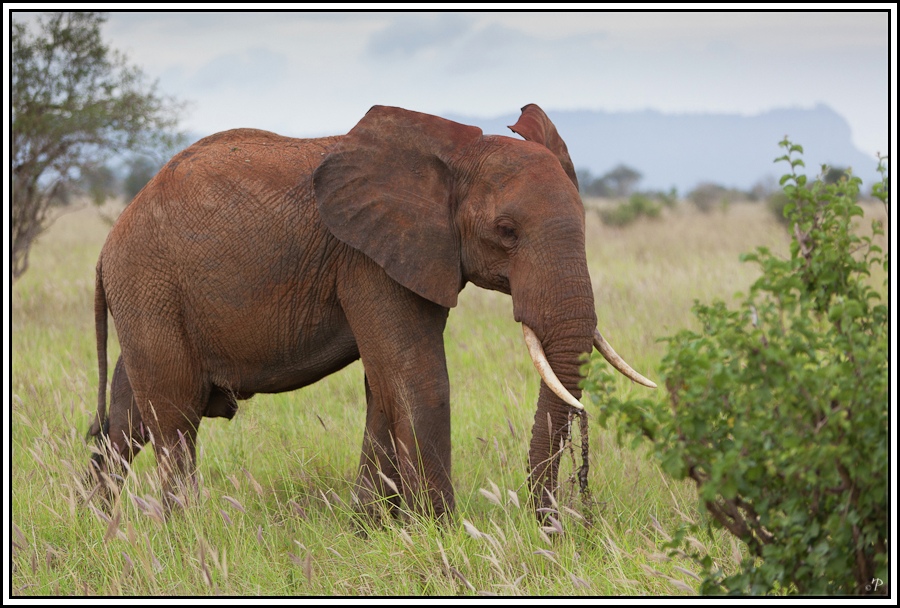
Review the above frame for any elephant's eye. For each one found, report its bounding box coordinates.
[496,222,519,246]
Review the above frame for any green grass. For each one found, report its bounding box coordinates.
[14,199,867,596]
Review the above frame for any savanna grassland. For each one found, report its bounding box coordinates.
[12,197,878,597]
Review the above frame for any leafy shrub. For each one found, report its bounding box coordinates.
[657,187,679,209]
[687,182,728,213]
[769,166,859,227]
[687,182,750,213]
[597,193,662,227]
[583,139,888,595]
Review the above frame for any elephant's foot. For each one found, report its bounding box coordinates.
[353,475,404,520]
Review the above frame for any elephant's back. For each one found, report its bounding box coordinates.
[99,128,343,319]
[104,129,338,254]
[164,128,338,191]
[130,128,338,220]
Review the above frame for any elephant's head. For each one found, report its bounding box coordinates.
[314,104,654,512]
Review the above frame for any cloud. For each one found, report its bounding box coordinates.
[367,13,473,57]
[91,11,886,158]
[445,23,607,75]
[189,47,289,91]
[445,23,526,72]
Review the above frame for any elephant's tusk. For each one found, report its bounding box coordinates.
[522,324,585,410]
[593,328,657,388]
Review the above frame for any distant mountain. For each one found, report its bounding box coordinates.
[449,104,880,194]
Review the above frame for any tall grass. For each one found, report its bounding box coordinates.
[12,199,851,596]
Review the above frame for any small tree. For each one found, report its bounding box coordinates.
[583,140,888,595]
[578,164,644,199]
[602,163,643,198]
[12,11,184,280]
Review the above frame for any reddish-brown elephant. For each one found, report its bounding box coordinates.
[87,104,655,520]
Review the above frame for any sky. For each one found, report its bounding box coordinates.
[9,7,890,160]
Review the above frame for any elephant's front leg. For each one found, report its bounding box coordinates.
[354,374,404,520]
[340,262,453,520]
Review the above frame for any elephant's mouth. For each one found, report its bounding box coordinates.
[521,324,656,409]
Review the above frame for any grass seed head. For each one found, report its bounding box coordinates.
[222,495,246,513]
[462,519,482,539]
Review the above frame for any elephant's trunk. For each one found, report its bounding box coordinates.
[510,215,656,514]
[513,264,597,513]
[522,320,656,512]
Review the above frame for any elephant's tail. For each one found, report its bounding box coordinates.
[88,260,108,438]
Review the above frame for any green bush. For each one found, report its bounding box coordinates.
[582,139,888,595]
[687,182,732,213]
[657,187,679,209]
[768,166,858,227]
[597,192,662,227]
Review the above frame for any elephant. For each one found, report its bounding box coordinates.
[86,104,655,520]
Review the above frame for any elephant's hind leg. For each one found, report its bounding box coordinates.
[121,339,208,513]
[87,355,149,508]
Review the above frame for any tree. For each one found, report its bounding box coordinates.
[12,11,184,280]
[576,164,644,199]
[602,164,643,198]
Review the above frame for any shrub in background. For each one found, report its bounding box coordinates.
[583,139,888,595]
[657,187,679,209]
[687,182,727,213]
[768,166,861,227]
[597,192,663,227]
[687,182,750,213]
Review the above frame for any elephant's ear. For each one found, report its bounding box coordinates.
[508,104,579,191]
[314,106,483,309]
